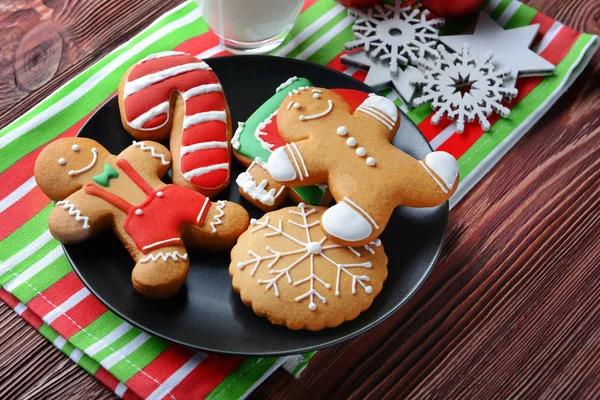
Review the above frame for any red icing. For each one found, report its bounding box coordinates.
[258,113,286,150]
[331,89,370,113]
[84,159,212,253]
[123,53,229,191]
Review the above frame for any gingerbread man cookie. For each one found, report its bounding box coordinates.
[232,76,331,211]
[35,137,249,298]
[230,204,387,330]
[119,51,232,198]
[266,88,459,246]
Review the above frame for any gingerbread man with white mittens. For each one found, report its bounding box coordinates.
[35,137,249,298]
[265,88,459,246]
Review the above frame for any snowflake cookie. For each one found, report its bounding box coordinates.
[411,44,519,133]
[230,204,388,330]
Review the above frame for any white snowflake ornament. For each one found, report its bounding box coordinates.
[411,44,519,133]
[346,2,445,73]
[230,204,388,330]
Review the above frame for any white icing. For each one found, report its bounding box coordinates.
[139,251,188,263]
[311,89,322,93]
[275,76,299,93]
[156,191,164,197]
[289,143,309,179]
[140,51,186,63]
[182,83,222,100]
[129,101,170,130]
[72,144,80,152]
[423,151,458,190]
[135,209,143,215]
[357,106,394,130]
[142,238,181,251]
[286,101,294,110]
[361,94,398,122]
[197,197,210,223]
[132,141,169,165]
[182,110,226,128]
[313,93,321,99]
[182,163,229,180]
[55,200,90,229]
[180,141,227,156]
[267,147,296,182]
[254,110,278,151]
[366,157,376,166]
[294,103,301,109]
[299,100,333,121]
[321,202,372,242]
[210,200,226,233]
[356,147,366,157]
[231,122,244,150]
[346,137,356,147]
[344,197,379,229]
[236,161,286,207]
[237,204,376,309]
[285,144,304,181]
[336,126,347,136]
[68,148,98,176]
[254,157,268,169]
[58,158,66,165]
[124,62,211,97]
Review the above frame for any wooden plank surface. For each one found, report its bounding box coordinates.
[0,0,598,398]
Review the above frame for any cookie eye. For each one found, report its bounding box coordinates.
[294,103,301,109]
[313,93,321,99]
[72,144,80,152]
[58,158,67,165]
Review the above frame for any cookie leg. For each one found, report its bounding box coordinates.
[321,197,390,246]
[132,245,189,298]
[183,200,250,251]
[419,151,459,198]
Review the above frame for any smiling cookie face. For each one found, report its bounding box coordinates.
[35,138,111,200]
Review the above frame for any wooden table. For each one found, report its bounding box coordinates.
[1,0,598,398]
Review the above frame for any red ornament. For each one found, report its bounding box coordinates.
[422,0,483,18]
[336,0,382,7]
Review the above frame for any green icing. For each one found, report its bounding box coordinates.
[92,164,119,187]
[235,77,326,205]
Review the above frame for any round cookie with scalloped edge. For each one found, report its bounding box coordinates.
[230,204,388,331]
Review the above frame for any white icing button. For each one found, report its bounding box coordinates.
[346,137,357,147]
[356,147,366,157]
[72,144,80,152]
[336,126,347,136]
[313,93,320,99]
[366,157,376,166]
[135,209,143,216]
[294,102,301,109]
[307,242,322,255]
[58,158,66,165]
[156,191,164,197]
[309,303,317,311]
[365,286,373,294]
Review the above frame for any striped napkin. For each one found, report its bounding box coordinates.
[0,0,596,398]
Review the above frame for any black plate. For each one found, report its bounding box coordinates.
[65,55,448,356]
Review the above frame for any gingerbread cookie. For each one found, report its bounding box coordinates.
[232,76,331,211]
[35,137,249,298]
[265,88,459,246]
[230,204,387,330]
[118,51,232,198]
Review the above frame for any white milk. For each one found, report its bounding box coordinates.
[199,0,303,44]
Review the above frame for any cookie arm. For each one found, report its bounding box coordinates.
[266,140,327,187]
[49,190,112,244]
[119,141,172,179]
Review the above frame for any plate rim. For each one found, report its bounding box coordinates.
[66,54,449,356]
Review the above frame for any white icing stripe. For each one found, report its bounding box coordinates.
[299,100,333,121]
[275,76,299,92]
[140,51,186,62]
[182,83,223,100]
[183,163,229,180]
[254,110,278,151]
[56,200,90,229]
[419,160,449,194]
[231,121,244,150]
[132,141,169,165]
[357,106,394,130]
[210,200,226,233]
[286,101,294,110]
[344,197,380,229]
[68,148,98,176]
[197,197,210,223]
[285,144,304,181]
[142,238,181,251]
[236,160,285,206]
[124,62,211,97]
[128,101,170,130]
[359,105,395,126]
[180,141,228,156]
[139,251,188,263]
[182,110,226,128]
[311,89,322,93]
[291,142,309,178]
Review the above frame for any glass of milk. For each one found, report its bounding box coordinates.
[198,0,304,54]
